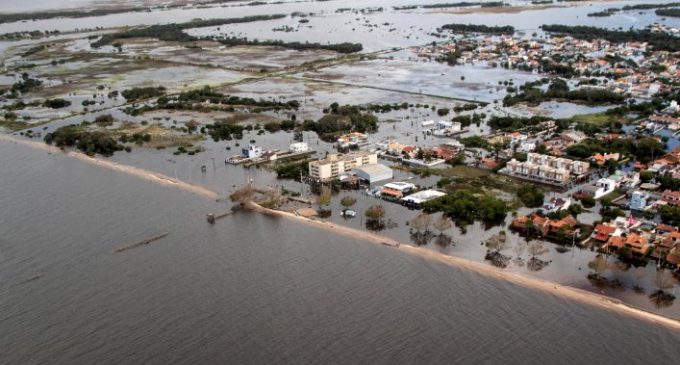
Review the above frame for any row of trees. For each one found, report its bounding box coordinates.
[92,14,363,54]
[301,104,378,141]
[503,79,625,107]
[541,24,680,52]
[44,124,124,157]
[440,23,515,34]
[565,136,665,163]
[422,190,508,225]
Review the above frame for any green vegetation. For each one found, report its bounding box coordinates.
[459,135,489,148]
[504,79,625,107]
[92,15,362,53]
[274,159,309,180]
[9,74,42,96]
[42,98,71,109]
[124,86,299,116]
[565,137,664,163]
[365,205,386,230]
[588,8,619,17]
[656,8,680,17]
[94,114,115,126]
[44,124,124,156]
[659,205,680,226]
[570,112,622,126]
[450,113,485,127]
[204,121,245,141]
[121,86,166,101]
[340,196,357,208]
[302,103,377,141]
[0,6,161,24]
[487,115,550,131]
[441,23,514,34]
[396,2,502,10]
[517,184,544,208]
[92,15,286,47]
[423,190,508,224]
[541,24,680,52]
[622,2,680,10]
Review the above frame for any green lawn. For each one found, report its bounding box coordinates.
[571,112,620,126]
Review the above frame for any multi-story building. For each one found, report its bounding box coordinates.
[309,152,378,182]
[504,153,589,184]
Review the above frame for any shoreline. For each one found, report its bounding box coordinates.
[0,134,219,200]
[246,201,680,332]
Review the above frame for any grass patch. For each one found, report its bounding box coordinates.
[571,112,623,126]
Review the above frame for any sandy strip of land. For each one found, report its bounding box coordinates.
[246,201,680,332]
[0,134,219,200]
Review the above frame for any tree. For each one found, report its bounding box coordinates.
[587,255,610,276]
[517,184,545,208]
[316,186,332,214]
[606,158,618,174]
[229,185,255,204]
[659,205,680,225]
[365,205,386,230]
[527,240,549,271]
[567,203,584,218]
[527,240,547,257]
[650,269,676,308]
[486,231,509,253]
[262,188,285,208]
[410,212,433,233]
[340,196,356,208]
[433,214,453,236]
[365,205,385,221]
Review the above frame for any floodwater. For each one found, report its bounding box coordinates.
[2,134,680,364]
[2,1,680,362]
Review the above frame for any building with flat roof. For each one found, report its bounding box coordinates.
[353,164,393,184]
[309,151,378,182]
[502,153,589,184]
[400,190,446,207]
[381,182,417,199]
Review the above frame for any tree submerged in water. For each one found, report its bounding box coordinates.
[365,205,386,231]
[485,231,511,268]
[433,214,454,247]
[526,240,550,272]
[649,269,676,308]
[410,212,434,246]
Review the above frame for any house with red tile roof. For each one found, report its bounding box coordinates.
[661,190,680,206]
[592,224,618,243]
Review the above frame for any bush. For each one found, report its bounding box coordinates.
[43,98,71,109]
[517,184,544,208]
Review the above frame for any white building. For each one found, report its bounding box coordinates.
[289,142,309,153]
[593,178,617,199]
[353,164,393,184]
[242,144,263,159]
[309,151,378,182]
[400,190,446,207]
[519,141,536,152]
